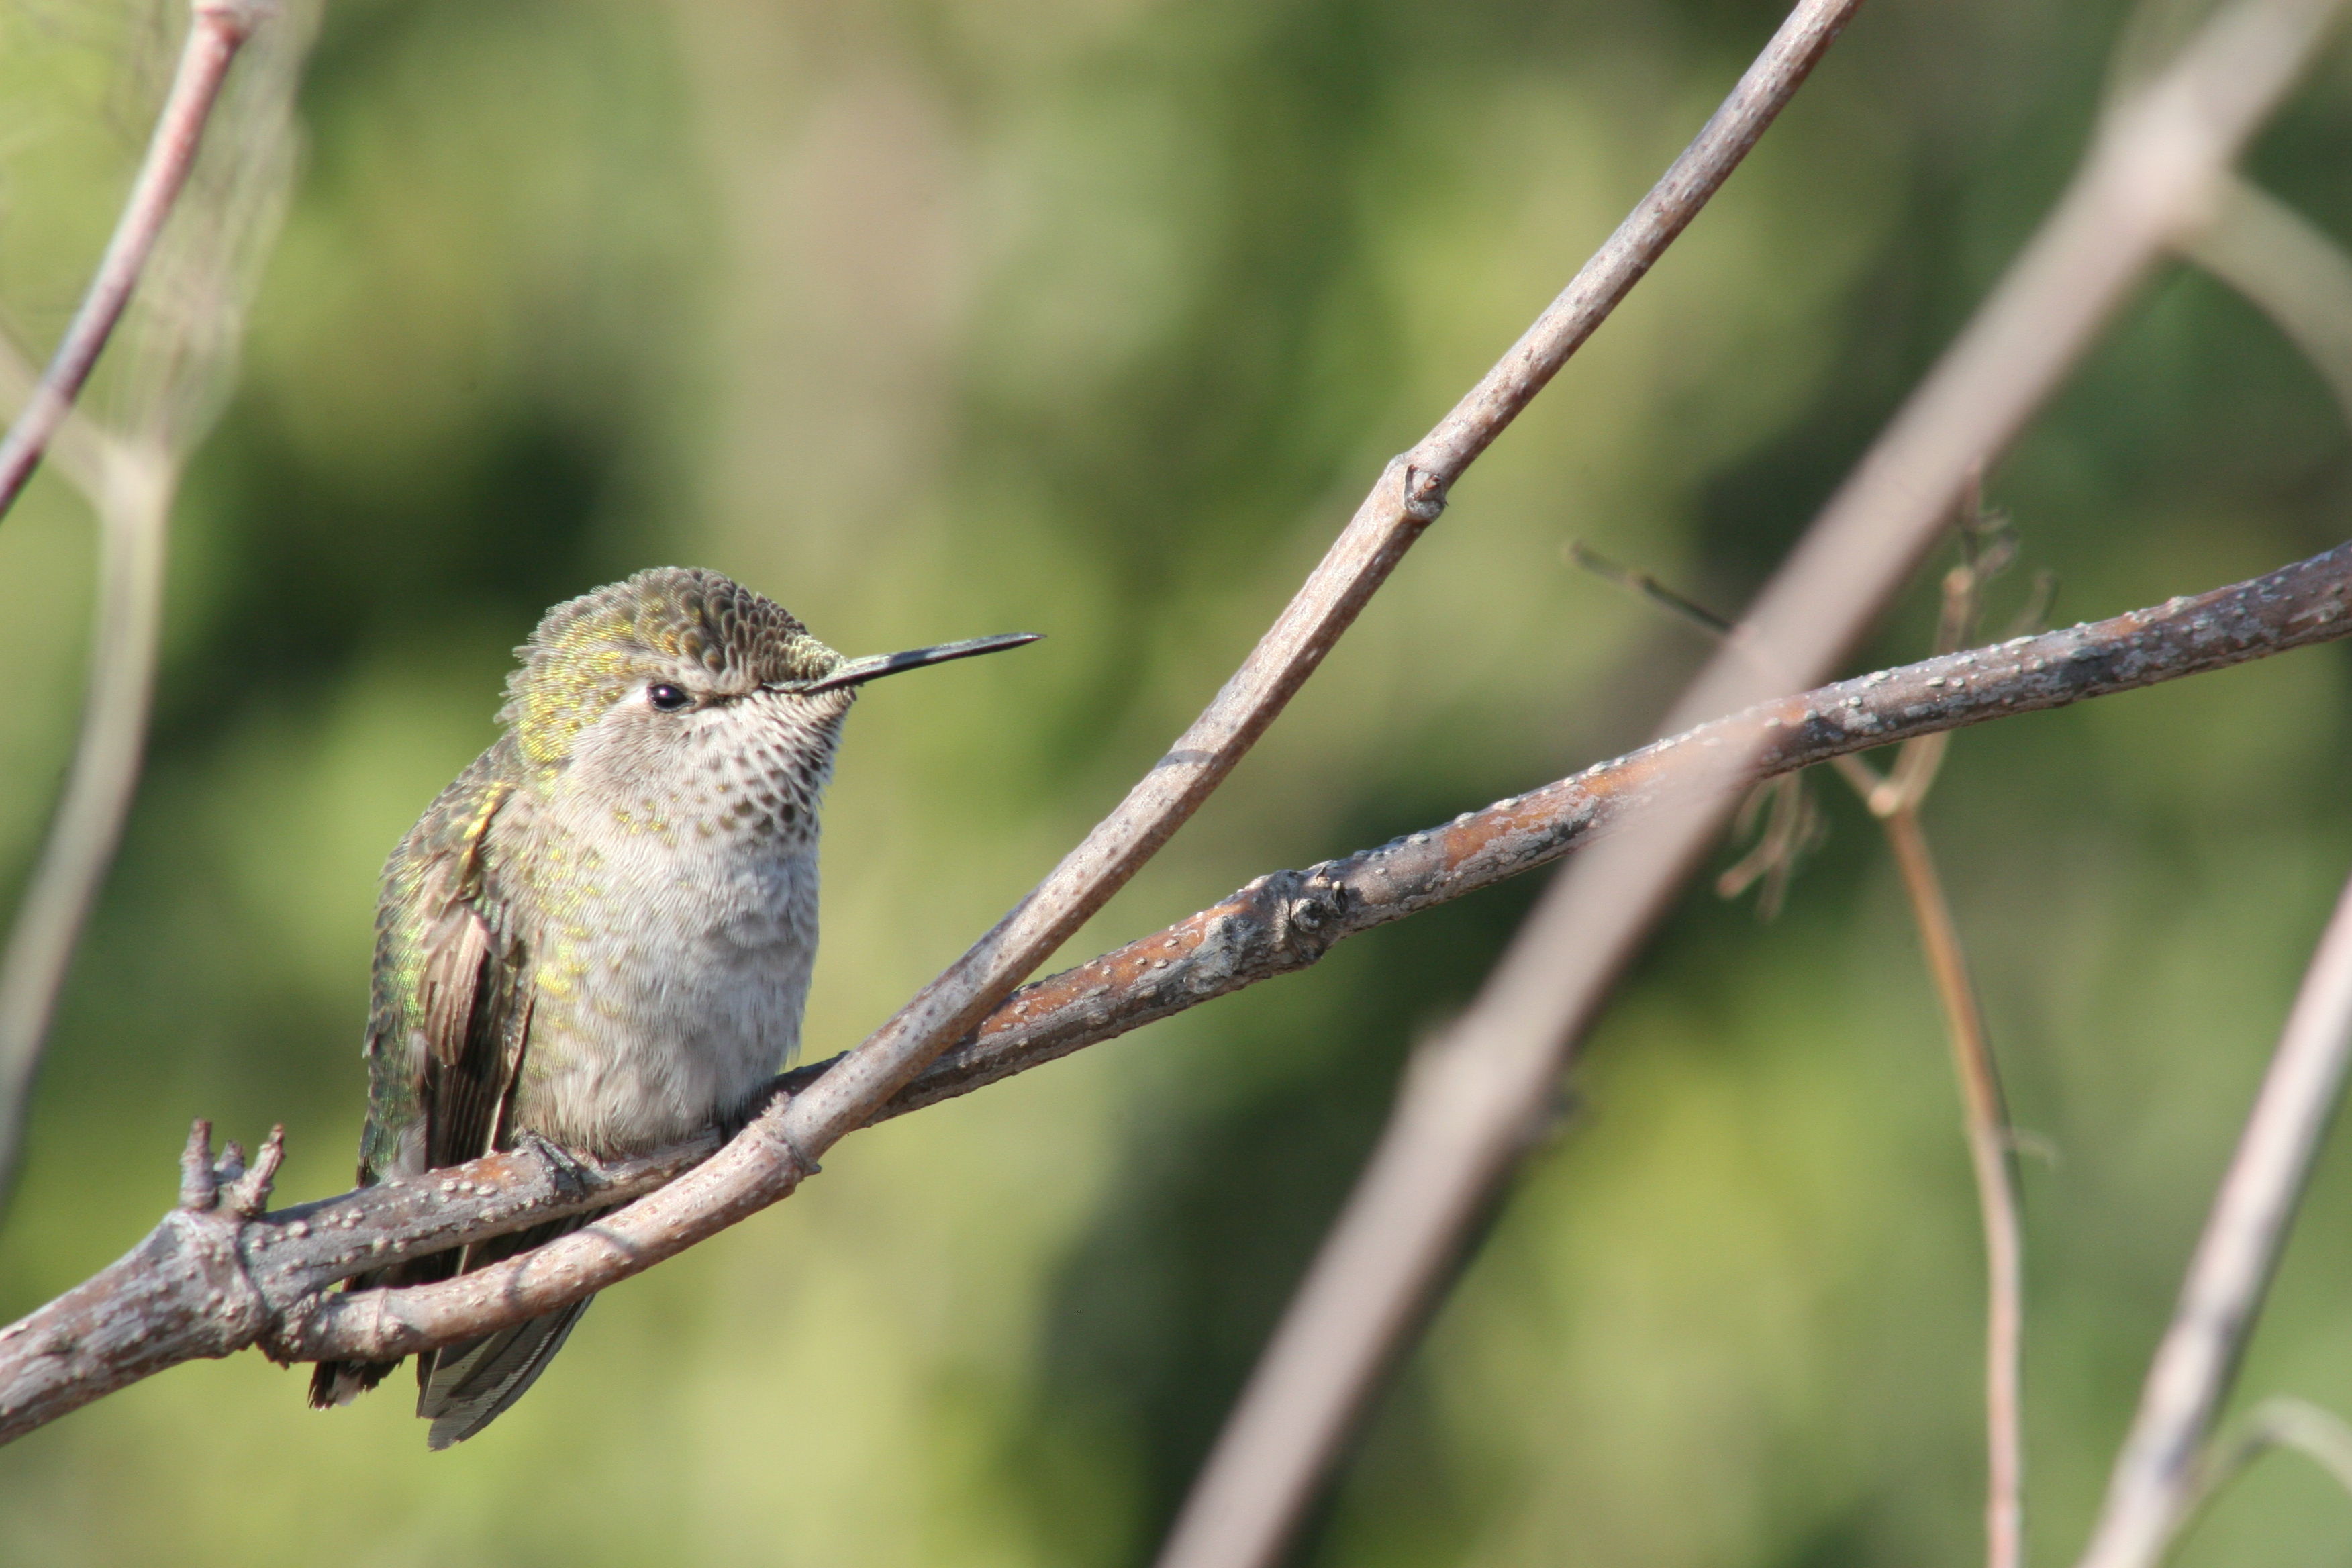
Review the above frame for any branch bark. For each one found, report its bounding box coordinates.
[3,539,2345,1443]
[761,0,1865,1163]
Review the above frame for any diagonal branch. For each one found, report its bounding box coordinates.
[2,538,2345,1442]
[2069,865,2352,1568]
[2181,1396,2352,1530]
[1153,3,2350,1563]
[767,0,1867,1158]
[0,444,178,1209]
[0,0,268,525]
[0,0,309,1214]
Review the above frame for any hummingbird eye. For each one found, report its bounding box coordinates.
[646,683,693,712]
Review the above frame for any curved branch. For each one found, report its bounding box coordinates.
[2072,865,2352,1568]
[3,539,2343,1441]
[0,0,268,524]
[2181,176,2352,430]
[0,448,177,1208]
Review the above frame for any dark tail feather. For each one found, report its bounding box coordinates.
[309,1354,397,1408]
[411,1212,603,1449]
[418,1294,593,1450]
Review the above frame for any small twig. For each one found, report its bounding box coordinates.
[1865,509,2028,1568]
[1880,807,2026,1568]
[1565,541,1736,635]
[2179,175,2352,430]
[1592,512,2030,1568]
[2178,1395,2352,1531]
[1154,4,2346,1563]
[0,0,268,524]
[0,540,2345,1440]
[2071,863,2352,1568]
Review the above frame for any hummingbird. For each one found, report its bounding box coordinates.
[308,567,1037,1447]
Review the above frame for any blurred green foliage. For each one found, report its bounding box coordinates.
[3,0,2352,1564]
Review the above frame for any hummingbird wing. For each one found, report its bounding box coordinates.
[309,754,527,1410]
[384,756,528,1179]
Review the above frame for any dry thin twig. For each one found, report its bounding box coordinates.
[1600,516,2031,1568]
[2181,175,2352,428]
[2177,1395,2352,1533]
[1846,530,2028,1568]
[1153,4,2347,1563]
[2071,864,2352,1568]
[2,538,2345,1442]
[0,0,268,524]
[755,0,1867,1156]
[1879,803,2027,1568]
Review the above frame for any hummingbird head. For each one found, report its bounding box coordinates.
[499,567,1036,840]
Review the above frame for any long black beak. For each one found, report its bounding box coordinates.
[771,631,1042,695]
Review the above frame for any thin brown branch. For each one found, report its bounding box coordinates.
[1881,806,2026,1568]
[2,539,2345,1442]
[2181,176,2352,430]
[1153,4,2346,1563]
[1853,531,2028,1568]
[2179,1396,2352,1526]
[0,1,309,1212]
[1585,505,2028,1568]
[763,0,1864,1153]
[0,336,117,498]
[0,0,268,524]
[2071,864,2352,1568]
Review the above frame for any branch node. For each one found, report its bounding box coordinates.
[744,1102,821,1181]
[191,0,277,42]
[1400,461,1448,525]
[1275,871,1348,963]
[220,1125,284,1219]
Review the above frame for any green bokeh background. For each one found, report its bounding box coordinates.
[4,1,2352,1563]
